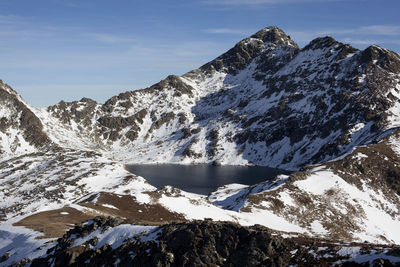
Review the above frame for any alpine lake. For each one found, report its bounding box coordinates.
[127,164,292,195]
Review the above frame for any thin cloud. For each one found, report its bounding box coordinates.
[203,28,252,35]
[318,25,400,36]
[288,25,400,49]
[0,14,22,25]
[0,14,57,39]
[203,0,344,6]
[342,38,380,45]
[50,0,81,8]
[359,25,400,36]
[90,33,136,44]
[343,38,400,46]
[286,30,320,43]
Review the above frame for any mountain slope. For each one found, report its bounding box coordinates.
[0,80,53,159]
[209,130,400,244]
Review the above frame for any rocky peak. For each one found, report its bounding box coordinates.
[199,26,299,75]
[250,26,298,48]
[0,82,53,160]
[147,75,194,97]
[359,45,400,73]
[303,36,338,51]
[0,80,17,96]
[79,97,97,104]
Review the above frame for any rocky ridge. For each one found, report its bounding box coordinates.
[0,80,53,159]
[29,217,400,267]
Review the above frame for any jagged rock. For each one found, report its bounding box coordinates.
[31,218,400,267]
[0,81,53,158]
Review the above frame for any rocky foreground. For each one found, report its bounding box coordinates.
[24,217,400,266]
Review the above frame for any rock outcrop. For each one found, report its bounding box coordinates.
[30,217,400,267]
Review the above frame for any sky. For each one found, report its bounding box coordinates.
[0,0,399,107]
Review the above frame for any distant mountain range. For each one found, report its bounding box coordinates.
[1,26,400,266]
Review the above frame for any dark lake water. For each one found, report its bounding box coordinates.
[127,164,291,195]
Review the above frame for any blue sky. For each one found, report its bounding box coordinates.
[0,0,399,107]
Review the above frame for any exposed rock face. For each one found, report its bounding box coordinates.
[0,80,53,159]
[30,217,400,267]
[199,26,299,75]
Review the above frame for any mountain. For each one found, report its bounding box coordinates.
[14,26,398,170]
[2,26,400,169]
[1,26,400,266]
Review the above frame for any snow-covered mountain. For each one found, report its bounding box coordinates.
[1,26,400,266]
[2,26,400,169]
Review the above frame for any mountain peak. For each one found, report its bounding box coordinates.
[198,26,298,75]
[0,80,19,97]
[359,45,400,73]
[250,26,297,47]
[303,36,339,50]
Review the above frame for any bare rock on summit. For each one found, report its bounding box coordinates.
[200,26,299,75]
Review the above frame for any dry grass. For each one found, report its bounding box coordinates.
[13,207,93,238]
[78,192,186,225]
[14,192,187,239]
